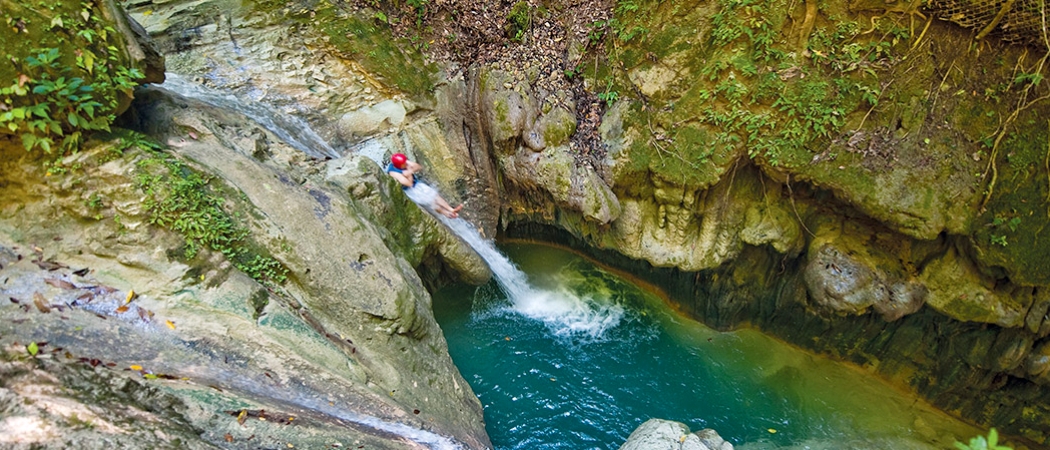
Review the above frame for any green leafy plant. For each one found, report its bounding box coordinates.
[406,0,428,26]
[1,3,144,158]
[135,142,288,287]
[597,88,619,107]
[508,1,532,42]
[955,429,1012,450]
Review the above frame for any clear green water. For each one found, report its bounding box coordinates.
[433,243,980,450]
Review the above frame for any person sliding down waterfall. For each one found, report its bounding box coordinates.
[386,153,463,219]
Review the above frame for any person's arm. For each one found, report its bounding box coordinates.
[388,170,414,188]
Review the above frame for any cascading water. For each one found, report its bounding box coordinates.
[402,185,623,338]
[157,73,341,160]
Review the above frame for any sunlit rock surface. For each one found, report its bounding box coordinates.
[0,83,491,448]
[619,419,733,450]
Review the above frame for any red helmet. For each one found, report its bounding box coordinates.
[391,153,407,169]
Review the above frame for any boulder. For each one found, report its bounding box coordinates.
[619,419,733,450]
[336,100,409,142]
[804,244,926,321]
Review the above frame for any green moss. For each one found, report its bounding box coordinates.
[249,288,269,320]
[494,99,509,124]
[249,0,434,97]
[972,116,1050,285]
[541,111,576,147]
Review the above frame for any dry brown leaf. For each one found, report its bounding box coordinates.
[115,305,129,313]
[45,278,76,289]
[33,293,51,313]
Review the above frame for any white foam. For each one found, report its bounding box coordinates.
[438,215,623,338]
[511,288,624,339]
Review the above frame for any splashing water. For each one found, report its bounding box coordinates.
[404,185,623,338]
[158,73,340,160]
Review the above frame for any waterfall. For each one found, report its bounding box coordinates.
[436,210,533,300]
[403,185,624,339]
[157,73,341,160]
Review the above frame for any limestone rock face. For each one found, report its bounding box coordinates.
[619,419,733,450]
[336,100,409,142]
[804,244,926,321]
[479,67,622,228]
[501,146,622,225]
[0,83,491,448]
[919,246,1035,328]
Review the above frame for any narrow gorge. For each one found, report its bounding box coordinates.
[2,0,1049,448]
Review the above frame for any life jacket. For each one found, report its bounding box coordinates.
[386,163,415,189]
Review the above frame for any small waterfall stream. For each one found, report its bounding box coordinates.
[157,73,341,160]
[415,195,623,338]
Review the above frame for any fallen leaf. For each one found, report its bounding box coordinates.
[225,434,233,443]
[165,320,176,330]
[115,305,129,313]
[125,289,136,304]
[34,260,68,271]
[45,278,76,289]
[9,297,19,304]
[73,268,89,277]
[89,358,101,367]
[75,293,94,303]
[130,364,143,371]
[137,308,152,322]
[413,409,420,414]
[237,409,247,425]
[26,341,38,356]
[33,293,51,313]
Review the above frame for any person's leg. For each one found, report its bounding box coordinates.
[433,195,462,218]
